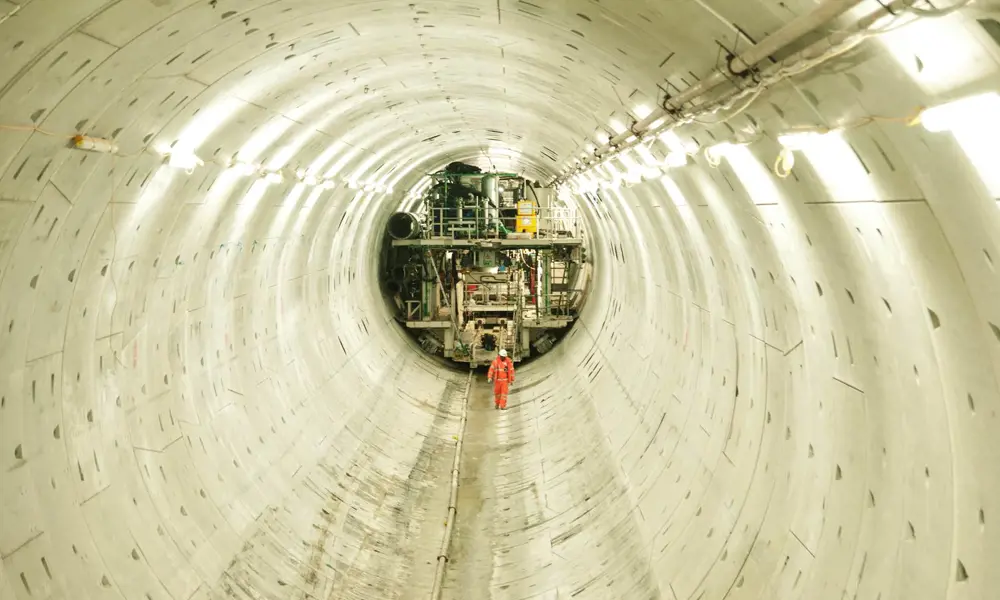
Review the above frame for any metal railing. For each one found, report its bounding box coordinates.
[405,300,422,321]
[422,205,583,240]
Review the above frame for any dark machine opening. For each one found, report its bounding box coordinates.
[379,161,591,367]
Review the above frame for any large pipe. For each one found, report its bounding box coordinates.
[429,372,472,600]
[388,212,423,240]
[559,0,916,186]
[605,0,868,149]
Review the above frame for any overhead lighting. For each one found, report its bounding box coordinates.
[321,179,337,189]
[262,171,284,184]
[585,144,596,154]
[229,161,260,176]
[918,92,1000,196]
[705,142,747,167]
[778,131,833,151]
[650,118,666,130]
[609,119,628,135]
[596,131,610,144]
[634,104,653,120]
[919,92,1000,133]
[166,151,204,170]
[658,130,690,156]
[72,135,118,154]
[664,152,688,168]
[625,135,637,144]
[779,130,875,201]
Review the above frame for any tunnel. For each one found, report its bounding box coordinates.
[0,1,998,599]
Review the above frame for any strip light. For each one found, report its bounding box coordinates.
[167,151,203,170]
[229,161,260,176]
[72,135,118,154]
[778,131,834,151]
[262,171,284,184]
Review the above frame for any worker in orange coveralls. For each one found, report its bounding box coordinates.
[487,349,515,410]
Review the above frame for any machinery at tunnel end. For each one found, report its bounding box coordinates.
[380,162,591,367]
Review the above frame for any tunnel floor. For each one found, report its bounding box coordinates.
[442,378,502,598]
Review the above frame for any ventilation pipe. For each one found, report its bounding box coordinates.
[388,212,423,240]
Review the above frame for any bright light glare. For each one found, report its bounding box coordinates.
[783,131,876,202]
[664,152,688,168]
[920,93,1000,133]
[586,144,596,154]
[609,119,628,135]
[921,93,1000,196]
[596,131,610,144]
[706,142,739,163]
[633,146,663,179]
[660,176,688,207]
[238,117,293,163]
[658,131,688,155]
[173,96,243,156]
[634,104,653,120]
[167,152,203,170]
[879,14,988,94]
[231,180,269,238]
[714,144,782,205]
[778,131,829,151]
[229,161,259,176]
[617,152,644,183]
[262,171,284,184]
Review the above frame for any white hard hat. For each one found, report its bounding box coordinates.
[499,349,507,357]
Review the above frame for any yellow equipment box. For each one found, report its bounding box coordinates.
[515,201,537,234]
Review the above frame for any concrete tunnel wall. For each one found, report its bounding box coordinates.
[1,1,999,599]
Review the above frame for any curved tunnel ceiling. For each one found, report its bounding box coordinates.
[1,1,999,600]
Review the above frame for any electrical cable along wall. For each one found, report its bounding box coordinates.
[0,1,998,600]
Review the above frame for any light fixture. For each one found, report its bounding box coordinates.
[585,144,596,154]
[633,104,653,120]
[663,152,688,168]
[705,143,733,167]
[167,151,204,170]
[321,179,337,189]
[919,92,1000,133]
[303,174,318,186]
[262,171,284,184]
[658,130,691,157]
[777,130,834,151]
[72,135,118,154]
[650,118,666,131]
[229,161,260,176]
[596,131,610,144]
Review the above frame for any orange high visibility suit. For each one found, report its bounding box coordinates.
[487,355,515,409]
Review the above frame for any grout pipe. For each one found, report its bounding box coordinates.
[429,371,473,600]
[605,0,870,150]
[558,0,925,185]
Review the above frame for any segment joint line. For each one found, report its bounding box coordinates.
[429,371,472,599]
